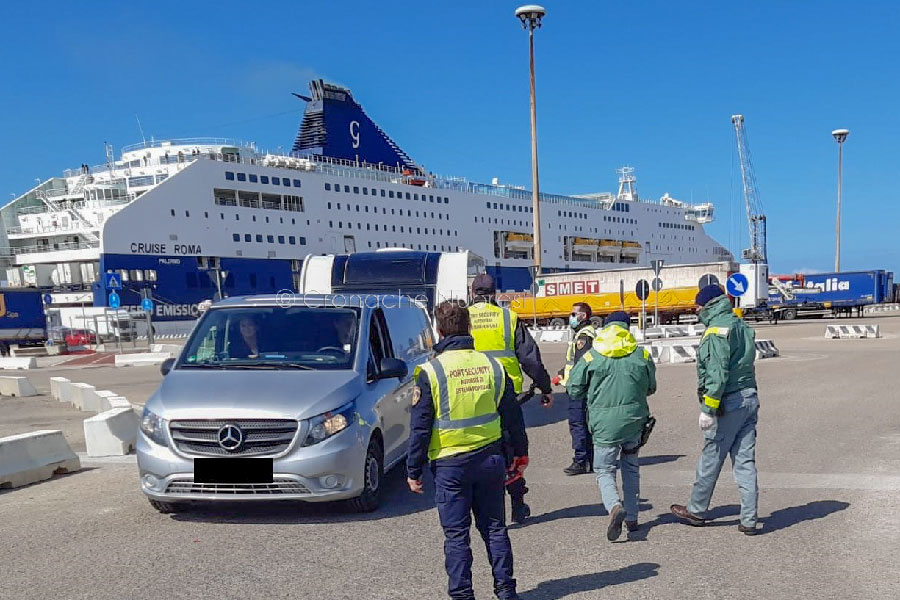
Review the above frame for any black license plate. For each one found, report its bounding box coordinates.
[194,458,274,484]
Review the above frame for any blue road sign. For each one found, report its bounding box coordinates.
[43,293,52,305]
[726,272,750,297]
[141,298,153,312]
[108,291,121,309]
[105,272,122,290]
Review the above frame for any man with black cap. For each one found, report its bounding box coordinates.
[671,285,760,535]
[468,272,553,524]
[567,311,656,541]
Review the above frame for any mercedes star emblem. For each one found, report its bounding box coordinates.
[217,424,244,451]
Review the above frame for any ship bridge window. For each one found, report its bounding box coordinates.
[363,188,368,196]
[225,171,235,181]
[170,209,175,216]
[405,193,411,199]
[237,173,246,182]
[272,177,281,186]
[293,179,301,187]
[267,235,274,243]
[380,190,385,197]
[249,174,258,183]
[244,234,251,242]
[128,176,154,187]
[232,233,240,242]
[353,186,359,194]
[260,176,269,184]
[256,234,263,242]
[325,183,331,191]
[389,191,395,199]
[414,194,419,201]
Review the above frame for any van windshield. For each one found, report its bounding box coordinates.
[177,306,360,370]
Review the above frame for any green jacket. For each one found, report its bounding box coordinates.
[567,324,656,446]
[697,294,758,414]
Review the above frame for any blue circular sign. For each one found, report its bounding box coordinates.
[108,291,121,309]
[726,273,749,297]
[141,298,153,312]
[43,293,52,305]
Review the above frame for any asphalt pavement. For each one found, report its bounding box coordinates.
[2,316,899,599]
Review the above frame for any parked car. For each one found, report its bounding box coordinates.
[137,294,434,513]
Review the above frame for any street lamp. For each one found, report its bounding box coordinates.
[515,4,546,280]
[831,128,849,272]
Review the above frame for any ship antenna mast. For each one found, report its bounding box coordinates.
[731,115,767,263]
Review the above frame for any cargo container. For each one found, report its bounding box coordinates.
[0,288,49,354]
[767,270,894,319]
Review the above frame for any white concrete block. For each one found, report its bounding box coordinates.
[0,357,37,370]
[50,377,70,402]
[103,396,131,411]
[150,344,182,356]
[0,430,81,489]
[114,352,171,367]
[84,408,138,457]
[540,330,568,343]
[70,383,96,411]
[57,380,75,405]
[0,376,38,397]
[668,343,699,364]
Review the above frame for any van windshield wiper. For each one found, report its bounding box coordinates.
[254,361,315,370]
[177,361,316,370]
[178,363,232,369]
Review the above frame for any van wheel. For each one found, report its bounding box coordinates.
[347,438,383,513]
[148,498,180,514]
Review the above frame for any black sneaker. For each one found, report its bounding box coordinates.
[563,460,591,476]
[607,504,626,541]
[625,520,639,532]
[511,502,531,524]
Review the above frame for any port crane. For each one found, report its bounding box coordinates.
[731,115,767,264]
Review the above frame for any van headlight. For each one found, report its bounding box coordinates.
[140,407,168,446]
[302,401,356,446]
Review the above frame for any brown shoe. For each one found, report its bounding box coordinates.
[670,504,706,526]
[625,520,639,532]
[738,524,758,536]
[607,504,626,541]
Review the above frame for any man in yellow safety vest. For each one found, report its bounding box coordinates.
[467,273,552,523]
[407,301,528,600]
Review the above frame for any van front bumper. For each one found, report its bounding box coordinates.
[137,424,366,503]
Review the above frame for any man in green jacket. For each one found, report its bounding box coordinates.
[671,285,760,535]
[567,311,656,542]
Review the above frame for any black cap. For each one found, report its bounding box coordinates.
[471,273,496,295]
[604,311,630,327]
[695,284,725,308]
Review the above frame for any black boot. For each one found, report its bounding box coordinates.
[563,460,592,476]
[511,498,531,524]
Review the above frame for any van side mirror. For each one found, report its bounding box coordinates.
[160,358,175,376]
[378,357,407,380]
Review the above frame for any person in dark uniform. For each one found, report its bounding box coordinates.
[407,301,527,600]
[551,302,598,475]
[468,273,553,524]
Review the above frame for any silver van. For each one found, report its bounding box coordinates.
[137,294,434,513]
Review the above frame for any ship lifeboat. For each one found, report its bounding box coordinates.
[621,240,643,257]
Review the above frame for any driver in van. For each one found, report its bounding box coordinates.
[231,315,265,358]
[333,312,357,353]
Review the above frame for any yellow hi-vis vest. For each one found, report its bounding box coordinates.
[561,324,597,386]
[416,349,505,461]
[468,303,524,393]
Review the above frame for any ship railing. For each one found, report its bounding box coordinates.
[121,138,251,153]
[7,222,100,237]
[1,240,99,256]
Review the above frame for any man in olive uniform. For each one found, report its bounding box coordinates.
[407,301,528,600]
[567,311,656,541]
[551,302,598,475]
[671,285,760,535]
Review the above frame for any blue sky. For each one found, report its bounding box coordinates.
[1,1,898,275]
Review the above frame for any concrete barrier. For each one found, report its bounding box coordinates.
[50,377,69,402]
[114,352,171,367]
[755,340,780,359]
[864,303,900,314]
[56,380,75,405]
[84,408,138,457]
[0,357,37,370]
[0,430,81,489]
[0,376,38,397]
[825,324,881,339]
[103,396,131,411]
[70,382,96,411]
[150,343,183,357]
[667,343,699,364]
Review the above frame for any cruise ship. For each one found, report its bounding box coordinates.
[0,79,732,331]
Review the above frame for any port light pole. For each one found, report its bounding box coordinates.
[516,5,545,280]
[831,128,849,272]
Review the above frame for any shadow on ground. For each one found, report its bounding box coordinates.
[627,500,850,539]
[517,500,653,528]
[519,562,660,600]
[0,467,97,496]
[168,466,435,524]
[638,454,684,466]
